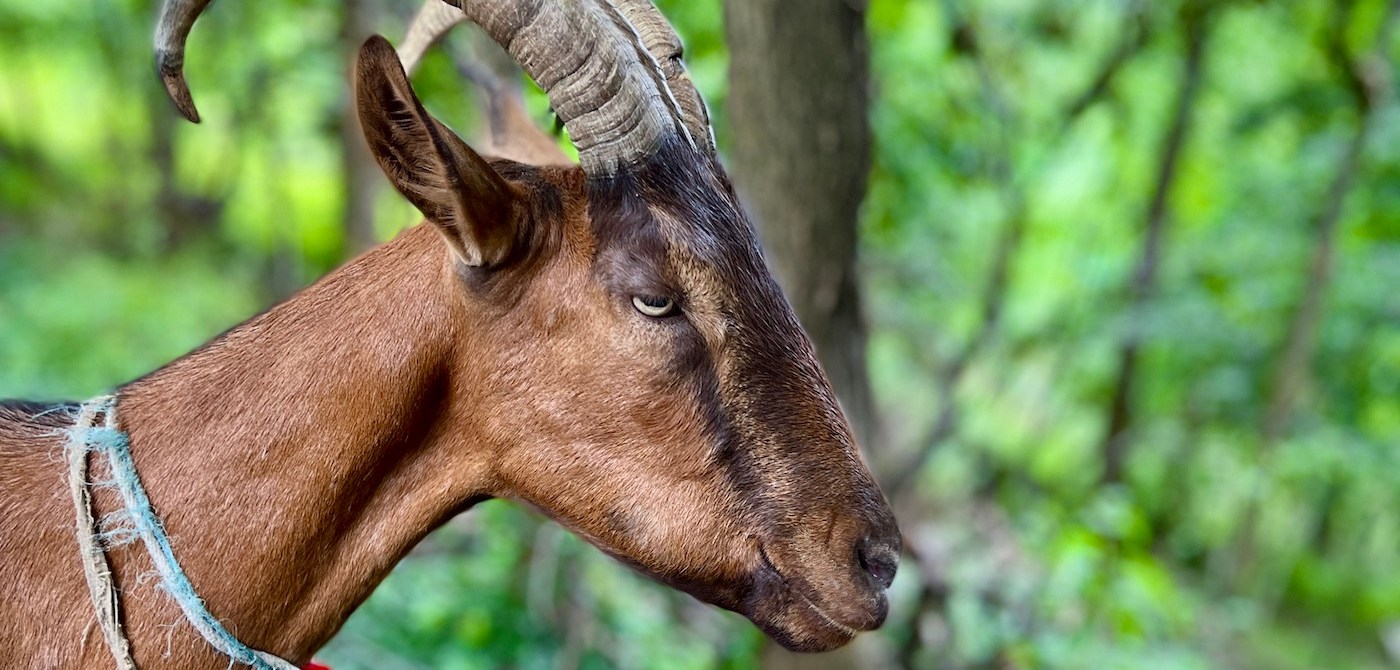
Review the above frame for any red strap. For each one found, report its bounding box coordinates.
[303,663,332,670]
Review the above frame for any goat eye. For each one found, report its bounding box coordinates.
[632,295,676,317]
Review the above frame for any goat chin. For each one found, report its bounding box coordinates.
[740,550,890,653]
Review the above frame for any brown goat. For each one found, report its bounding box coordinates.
[0,0,900,665]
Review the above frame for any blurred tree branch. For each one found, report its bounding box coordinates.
[1061,10,1148,127]
[885,3,1155,664]
[1100,4,1214,485]
[886,0,1150,501]
[1261,0,1399,444]
[1228,0,1400,604]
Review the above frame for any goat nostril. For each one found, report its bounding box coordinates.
[857,536,899,590]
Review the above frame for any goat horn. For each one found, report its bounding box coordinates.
[154,0,696,173]
[154,0,213,123]
[399,0,468,75]
[444,0,696,173]
[608,0,715,155]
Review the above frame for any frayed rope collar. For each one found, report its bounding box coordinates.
[65,395,298,670]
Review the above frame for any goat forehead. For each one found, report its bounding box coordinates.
[651,202,764,279]
[586,180,769,290]
[648,169,759,264]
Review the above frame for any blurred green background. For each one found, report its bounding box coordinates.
[2,0,1398,668]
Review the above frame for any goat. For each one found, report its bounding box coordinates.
[0,0,900,665]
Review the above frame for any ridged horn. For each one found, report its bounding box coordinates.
[450,0,694,173]
[608,0,715,155]
[399,0,712,157]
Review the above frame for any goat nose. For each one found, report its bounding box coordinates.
[857,534,900,590]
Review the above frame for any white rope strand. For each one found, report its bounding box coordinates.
[67,397,138,670]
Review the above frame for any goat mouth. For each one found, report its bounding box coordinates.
[754,543,861,645]
[794,591,859,637]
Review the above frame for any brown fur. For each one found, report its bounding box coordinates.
[0,36,898,666]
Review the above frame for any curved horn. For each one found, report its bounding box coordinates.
[451,0,694,173]
[608,0,715,155]
[155,0,696,173]
[399,0,711,161]
[154,0,214,123]
[399,0,468,75]
[399,0,572,166]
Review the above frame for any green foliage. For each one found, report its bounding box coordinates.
[2,0,1397,668]
[863,0,1400,667]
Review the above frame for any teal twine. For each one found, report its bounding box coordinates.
[67,396,297,670]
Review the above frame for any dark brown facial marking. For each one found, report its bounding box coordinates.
[559,137,899,650]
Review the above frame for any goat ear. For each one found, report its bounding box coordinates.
[355,35,523,267]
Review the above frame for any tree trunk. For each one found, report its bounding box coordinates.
[723,1,884,667]
[340,0,381,256]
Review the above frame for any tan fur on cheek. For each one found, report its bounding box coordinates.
[477,264,751,586]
